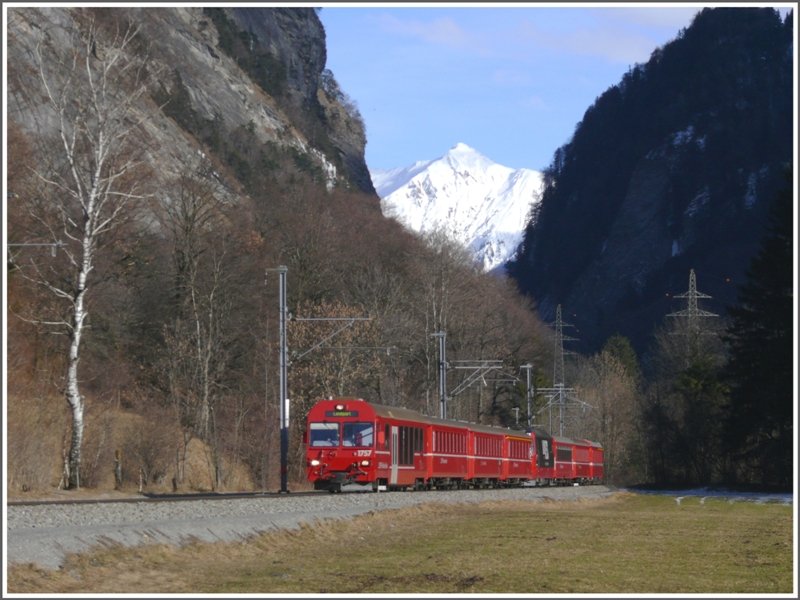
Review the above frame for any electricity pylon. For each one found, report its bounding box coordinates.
[667,268,718,329]
[536,304,591,437]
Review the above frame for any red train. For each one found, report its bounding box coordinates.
[304,397,604,492]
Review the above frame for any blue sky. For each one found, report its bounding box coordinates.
[320,3,788,172]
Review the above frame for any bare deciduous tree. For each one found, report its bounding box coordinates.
[158,165,223,486]
[577,349,640,484]
[18,20,157,489]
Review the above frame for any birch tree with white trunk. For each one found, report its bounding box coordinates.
[20,20,157,489]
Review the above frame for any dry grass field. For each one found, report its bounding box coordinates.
[7,492,794,594]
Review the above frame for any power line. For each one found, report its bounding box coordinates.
[7,240,64,258]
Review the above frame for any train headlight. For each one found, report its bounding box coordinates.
[310,459,320,467]
[360,459,370,467]
[335,403,345,411]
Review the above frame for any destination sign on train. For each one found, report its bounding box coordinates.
[325,410,359,417]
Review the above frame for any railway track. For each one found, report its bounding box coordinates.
[7,480,594,507]
[6,489,325,507]
[7,484,615,570]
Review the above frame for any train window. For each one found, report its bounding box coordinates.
[309,423,339,447]
[557,447,573,462]
[510,441,521,459]
[343,422,374,447]
[397,426,421,466]
[384,424,390,450]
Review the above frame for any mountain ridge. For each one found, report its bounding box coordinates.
[507,7,793,353]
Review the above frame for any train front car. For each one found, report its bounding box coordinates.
[305,398,381,492]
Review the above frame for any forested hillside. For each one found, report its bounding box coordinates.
[508,7,793,355]
[6,7,552,494]
[508,7,793,489]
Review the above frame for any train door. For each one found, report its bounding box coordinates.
[390,426,399,485]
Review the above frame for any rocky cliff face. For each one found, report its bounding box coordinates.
[6,6,373,196]
[508,7,793,353]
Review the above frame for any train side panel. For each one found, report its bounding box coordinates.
[590,443,605,483]
[573,441,592,481]
[429,424,470,486]
[504,435,533,482]
[553,437,576,483]
[470,431,504,484]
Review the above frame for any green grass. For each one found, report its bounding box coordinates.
[8,493,794,594]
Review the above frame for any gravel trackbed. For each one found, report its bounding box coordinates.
[7,485,614,569]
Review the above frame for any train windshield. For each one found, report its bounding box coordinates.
[343,422,374,447]
[309,423,339,447]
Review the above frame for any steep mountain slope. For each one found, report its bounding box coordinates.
[373,143,543,271]
[7,6,373,196]
[508,7,794,353]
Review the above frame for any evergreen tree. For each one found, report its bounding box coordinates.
[642,315,728,486]
[723,169,793,488]
[602,334,642,385]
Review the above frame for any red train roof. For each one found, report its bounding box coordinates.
[309,398,536,439]
[309,398,602,447]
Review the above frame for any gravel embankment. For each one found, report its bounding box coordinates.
[7,485,614,569]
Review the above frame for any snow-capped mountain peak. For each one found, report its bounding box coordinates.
[371,143,543,271]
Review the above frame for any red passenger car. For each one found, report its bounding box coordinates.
[550,437,606,484]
